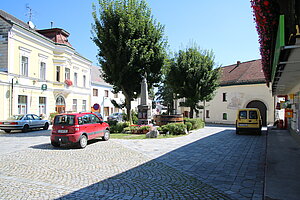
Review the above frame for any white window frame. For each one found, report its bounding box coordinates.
[40,62,46,80]
[82,100,87,112]
[18,95,27,114]
[39,97,46,115]
[74,72,78,86]
[83,75,86,88]
[19,47,31,77]
[73,99,77,112]
[65,68,70,80]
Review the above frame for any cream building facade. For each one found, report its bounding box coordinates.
[0,10,91,120]
[176,59,275,125]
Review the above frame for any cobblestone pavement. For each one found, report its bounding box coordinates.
[0,128,233,200]
[0,126,266,200]
[114,125,267,200]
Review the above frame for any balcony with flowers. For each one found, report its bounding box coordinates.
[65,79,73,87]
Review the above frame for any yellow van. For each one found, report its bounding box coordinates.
[236,108,262,135]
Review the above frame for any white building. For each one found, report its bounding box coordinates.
[90,66,125,121]
[177,59,275,125]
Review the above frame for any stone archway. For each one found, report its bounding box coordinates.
[246,100,267,126]
[55,95,66,114]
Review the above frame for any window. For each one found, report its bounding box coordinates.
[74,72,78,86]
[104,107,109,117]
[82,100,87,112]
[223,93,227,102]
[114,93,118,98]
[83,75,86,88]
[56,66,61,82]
[40,62,46,80]
[90,114,100,123]
[206,110,210,118]
[114,107,119,113]
[82,114,91,124]
[39,97,46,115]
[105,90,109,97]
[249,111,258,119]
[72,99,77,112]
[65,68,70,80]
[223,113,227,120]
[93,89,98,96]
[111,107,113,114]
[18,95,27,114]
[21,56,28,76]
[239,111,247,119]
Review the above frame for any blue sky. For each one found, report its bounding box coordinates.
[1,0,260,67]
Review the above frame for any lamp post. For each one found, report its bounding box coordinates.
[10,77,18,117]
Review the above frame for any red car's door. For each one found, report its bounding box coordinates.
[90,114,105,138]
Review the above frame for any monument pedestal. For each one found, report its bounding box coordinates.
[138,105,152,125]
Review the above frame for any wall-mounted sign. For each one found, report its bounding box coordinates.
[285,109,293,118]
[41,84,47,91]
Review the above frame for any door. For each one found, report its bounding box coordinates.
[56,96,66,114]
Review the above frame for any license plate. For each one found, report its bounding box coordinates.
[58,129,68,133]
[239,124,248,127]
[4,122,11,125]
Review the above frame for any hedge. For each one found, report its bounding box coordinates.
[184,118,204,130]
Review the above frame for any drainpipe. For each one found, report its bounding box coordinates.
[10,78,14,117]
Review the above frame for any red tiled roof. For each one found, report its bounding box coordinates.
[220,59,266,86]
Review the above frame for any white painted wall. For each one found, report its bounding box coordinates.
[204,84,274,125]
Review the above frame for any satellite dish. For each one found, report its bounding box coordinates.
[28,21,35,29]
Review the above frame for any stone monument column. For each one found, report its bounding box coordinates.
[138,76,152,125]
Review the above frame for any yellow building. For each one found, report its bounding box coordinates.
[0,10,92,120]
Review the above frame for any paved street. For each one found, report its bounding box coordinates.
[0,125,266,200]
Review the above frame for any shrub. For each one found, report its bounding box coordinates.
[139,125,151,131]
[161,123,187,135]
[110,122,130,133]
[184,118,204,130]
[185,122,192,132]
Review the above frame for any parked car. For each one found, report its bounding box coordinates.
[107,112,125,122]
[51,112,110,148]
[236,108,262,135]
[0,114,50,133]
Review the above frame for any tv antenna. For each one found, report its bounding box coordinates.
[26,4,34,22]
[26,4,36,29]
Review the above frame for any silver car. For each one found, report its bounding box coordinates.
[0,114,50,133]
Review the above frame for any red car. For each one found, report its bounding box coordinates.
[51,112,110,148]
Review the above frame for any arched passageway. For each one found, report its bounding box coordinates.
[246,100,267,126]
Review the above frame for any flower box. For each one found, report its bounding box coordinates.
[65,79,73,86]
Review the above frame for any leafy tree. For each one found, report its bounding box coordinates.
[92,0,167,122]
[155,56,175,115]
[167,46,220,118]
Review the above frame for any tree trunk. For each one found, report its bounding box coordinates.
[124,92,132,124]
[203,101,206,122]
[189,106,194,118]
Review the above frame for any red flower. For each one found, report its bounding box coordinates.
[65,79,73,86]
[264,1,269,6]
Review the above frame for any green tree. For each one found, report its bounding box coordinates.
[92,0,167,122]
[167,46,220,118]
[156,57,175,115]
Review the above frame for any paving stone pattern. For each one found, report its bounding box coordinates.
[115,126,267,200]
[0,135,233,200]
[0,126,266,200]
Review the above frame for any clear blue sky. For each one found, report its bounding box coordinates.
[1,0,260,67]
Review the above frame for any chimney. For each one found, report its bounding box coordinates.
[237,61,241,66]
